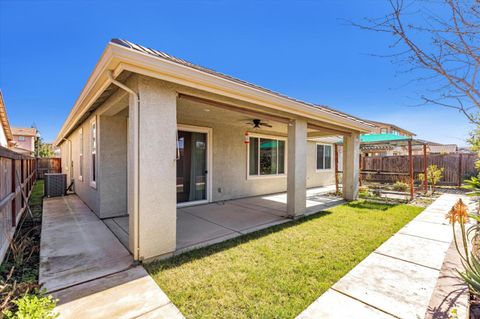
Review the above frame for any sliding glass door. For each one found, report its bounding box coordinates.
[176,130,208,204]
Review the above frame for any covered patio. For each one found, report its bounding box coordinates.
[104,186,343,255]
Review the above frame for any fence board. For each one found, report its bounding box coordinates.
[0,147,36,263]
[36,158,61,179]
[360,153,477,185]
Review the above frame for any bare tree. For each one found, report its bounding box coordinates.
[355,0,480,124]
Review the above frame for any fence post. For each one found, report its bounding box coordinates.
[334,144,339,195]
[359,154,362,187]
[408,140,414,200]
[423,144,428,193]
[11,159,16,227]
[21,159,25,209]
[458,154,463,187]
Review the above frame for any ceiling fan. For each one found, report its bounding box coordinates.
[245,119,272,129]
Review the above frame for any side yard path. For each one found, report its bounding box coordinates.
[297,194,472,319]
[39,195,184,319]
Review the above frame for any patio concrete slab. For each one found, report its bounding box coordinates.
[180,202,285,232]
[176,211,236,249]
[104,217,129,249]
[40,196,133,292]
[376,233,450,270]
[53,266,184,319]
[296,194,470,319]
[297,289,395,319]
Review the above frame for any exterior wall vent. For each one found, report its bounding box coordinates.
[44,173,67,197]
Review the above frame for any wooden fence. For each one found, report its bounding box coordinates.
[360,153,477,186]
[0,146,37,263]
[36,157,61,179]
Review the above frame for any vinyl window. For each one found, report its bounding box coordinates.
[248,136,285,176]
[90,119,97,188]
[316,144,332,170]
[79,128,83,181]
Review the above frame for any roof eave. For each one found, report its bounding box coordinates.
[55,42,373,145]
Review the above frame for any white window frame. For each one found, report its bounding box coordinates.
[246,133,287,180]
[316,143,333,172]
[90,117,97,189]
[176,124,213,207]
[18,136,25,141]
[380,128,387,134]
[79,127,83,181]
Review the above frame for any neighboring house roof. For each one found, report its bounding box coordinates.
[56,39,375,145]
[12,127,37,137]
[428,144,458,153]
[0,91,14,143]
[367,120,416,136]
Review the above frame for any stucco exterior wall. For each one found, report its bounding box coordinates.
[64,117,100,215]
[177,118,335,201]
[136,76,177,259]
[99,114,127,218]
[59,83,132,218]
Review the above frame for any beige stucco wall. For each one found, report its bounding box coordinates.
[60,84,132,219]
[99,114,127,218]
[177,118,335,201]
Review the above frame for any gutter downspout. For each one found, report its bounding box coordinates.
[107,70,141,261]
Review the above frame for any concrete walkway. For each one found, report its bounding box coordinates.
[39,195,184,319]
[297,194,472,319]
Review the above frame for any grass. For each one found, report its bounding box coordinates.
[146,201,423,319]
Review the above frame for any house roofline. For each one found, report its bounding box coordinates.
[367,120,416,136]
[0,91,14,143]
[55,40,374,146]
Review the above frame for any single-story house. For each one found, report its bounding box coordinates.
[55,39,371,261]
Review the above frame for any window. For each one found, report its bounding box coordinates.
[392,129,399,135]
[316,144,332,170]
[18,136,25,141]
[79,128,83,181]
[90,119,97,188]
[248,136,285,176]
[380,128,387,134]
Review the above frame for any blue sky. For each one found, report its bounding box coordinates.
[0,0,473,145]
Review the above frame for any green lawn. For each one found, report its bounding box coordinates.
[146,201,423,319]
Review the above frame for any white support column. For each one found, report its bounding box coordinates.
[130,77,177,260]
[342,132,360,200]
[287,119,307,217]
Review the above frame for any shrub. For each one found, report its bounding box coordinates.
[3,290,58,319]
[446,199,480,298]
[393,181,408,192]
[358,186,372,198]
[418,165,444,193]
